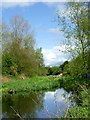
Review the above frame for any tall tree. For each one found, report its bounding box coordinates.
[56,2,89,77]
[2,15,44,77]
[56,2,88,55]
[2,15,46,77]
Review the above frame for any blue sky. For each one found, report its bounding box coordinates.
[2,1,70,66]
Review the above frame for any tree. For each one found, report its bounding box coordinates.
[2,15,36,76]
[45,66,62,75]
[35,48,46,76]
[2,53,17,75]
[2,15,46,77]
[56,2,89,78]
[45,66,53,75]
[59,61,69,72]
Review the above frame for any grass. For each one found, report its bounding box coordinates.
[2,76,60,95]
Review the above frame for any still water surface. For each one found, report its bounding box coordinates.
[2,88,74,118]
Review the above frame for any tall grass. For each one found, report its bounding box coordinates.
[2,76,60,95]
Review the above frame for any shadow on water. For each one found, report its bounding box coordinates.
[2,88,75,118]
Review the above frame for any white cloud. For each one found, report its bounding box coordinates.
[44,88,71,102]
[56,3,66,16]
[45,27,63,35]
[41,45,69,66]
[44,91,55,100]
[1,0,64,8]
[1,0,88,8]
[1,0,69,3]
[2,1,35,8]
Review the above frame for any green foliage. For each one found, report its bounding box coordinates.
[56,2,88,49]
[2,76,60,95]
[58,76,89,118]
[63,53,89,79]
[35,48,47,76]
[78,87,89,106]
[56,2,89,79]
[59,61,69,72]
[2,15,46,77]
[64,87,89,118]
[45,66,61,75]
[65,105,88,118]
[2,53,17,76]
[45,61,69,75]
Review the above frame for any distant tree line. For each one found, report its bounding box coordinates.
[45,61,69,75]
[2,15,47,77]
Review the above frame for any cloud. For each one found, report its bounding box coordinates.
[44,88,70,102]
[41,45,69,66]
[56,3,66,15]
[1,0,64,8]
[2,1,35,8]
[1,0,68,3]
[44,91,55,99]
[1,0,88,8]
[45,27,63,35]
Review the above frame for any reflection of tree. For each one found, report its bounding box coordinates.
[2,92,45,118]
[2,95,15,118]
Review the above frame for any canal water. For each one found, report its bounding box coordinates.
[2,88,75,118]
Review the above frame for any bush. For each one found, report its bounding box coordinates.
[65,105,88,118]
[2,53,17,76]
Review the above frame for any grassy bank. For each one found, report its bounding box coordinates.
[2,76,60,95]
[58,76,89,118]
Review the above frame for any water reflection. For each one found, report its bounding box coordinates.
[2,92,44,118]
[2,88,74,118]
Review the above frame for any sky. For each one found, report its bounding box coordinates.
[1,1,72,66]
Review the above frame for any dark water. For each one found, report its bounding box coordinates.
[2,88,75,118]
